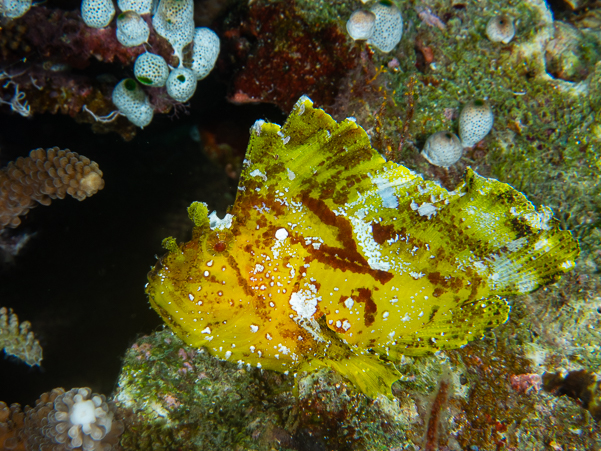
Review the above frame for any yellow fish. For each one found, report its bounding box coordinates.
[146,97,579,397]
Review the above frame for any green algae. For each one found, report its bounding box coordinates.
[319,0,601,267]
[114,329,419,450]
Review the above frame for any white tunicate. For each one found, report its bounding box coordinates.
[112,78,154,128]
[459,99,494,148]
[134,52,169,87]
[117,0,151,15]
[152,0,194,65]
[346,10,376,41]
[367,1,403,53]
[421,131,464,168]
[0,0,32,19]
[191,27,220,80]
[166,67,197,102]
[486,14,515,44]
[116,10,149,47]
[81,0,115,28]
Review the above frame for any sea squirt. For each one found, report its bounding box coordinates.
[146,96,579,398]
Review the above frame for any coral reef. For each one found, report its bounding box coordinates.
[0,387,123,450]
[0,306,42,366]
[147,97,578,398]
[2,0,601,449]
[325,0,600,268]
[222,0,359,110]
[114,329,418,451]
[0,147,104,230]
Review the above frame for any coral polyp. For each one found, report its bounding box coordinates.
[146,97,578,398]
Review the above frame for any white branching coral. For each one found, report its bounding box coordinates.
[0,307,42,366]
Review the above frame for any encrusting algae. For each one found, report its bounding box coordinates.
[146,96,579,398]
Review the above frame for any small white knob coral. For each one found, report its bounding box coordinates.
[0,0,32,19]
[367,1,403,53]
[116,10,149,47]
[48,387,122,449]
[486,14,515,44]
[421,131,463,168]
[166,67,197,102]
[191,27,220,80]
[117,0,151,15]
[81,0,115,28]
[112,78,154,128]
[134,52,169,87]
[346,10,376,41]
[459,99,493,148]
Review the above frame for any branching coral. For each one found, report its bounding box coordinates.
[0,147,104,230]
[0,306,42,366]
[0,400,25,450]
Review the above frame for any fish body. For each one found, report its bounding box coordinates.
[147,97,578,397]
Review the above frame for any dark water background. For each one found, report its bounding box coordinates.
[0,77,285,406]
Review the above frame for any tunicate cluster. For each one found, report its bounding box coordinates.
[116,10,149,47]
[421,99,493,167]
[459,99,494,148]
[112,78,154,128]
[346,1,403,53]
[0,0,32,19]
[81,0,115,28]
[134,52,170,87]
[80,0,220,127]
[421,131,463,168]
[486,14,515,44]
